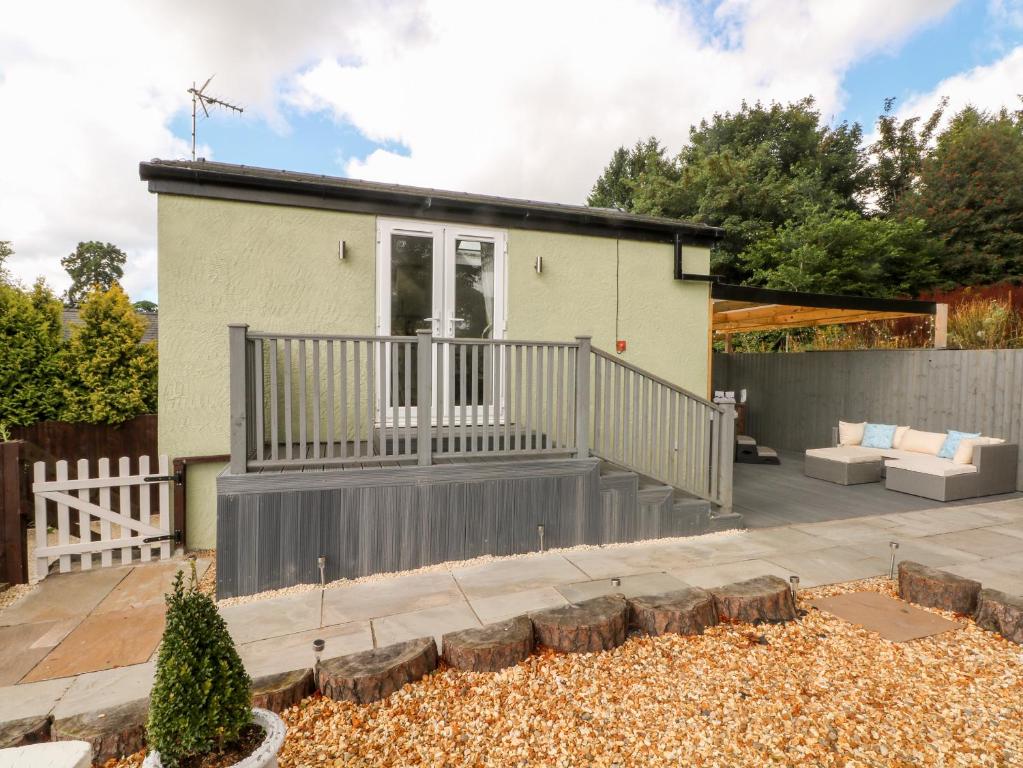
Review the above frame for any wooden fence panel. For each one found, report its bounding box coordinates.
[714,348,1023,491]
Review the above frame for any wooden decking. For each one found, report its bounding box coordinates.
[734,449,1023,529]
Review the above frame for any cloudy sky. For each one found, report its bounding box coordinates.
[2,0,1022,301]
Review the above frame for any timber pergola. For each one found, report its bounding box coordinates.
[710,282,949,350]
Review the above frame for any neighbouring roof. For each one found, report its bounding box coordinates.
[139,159,724,246]
[62,308,158,344]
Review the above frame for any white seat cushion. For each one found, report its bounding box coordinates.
[898,429,947,455]
[838,421,866,446]
[952,436,1006,465]
[806,446,885,464]
[885,456,978,477]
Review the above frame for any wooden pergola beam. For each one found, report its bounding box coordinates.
[713,308,925,333]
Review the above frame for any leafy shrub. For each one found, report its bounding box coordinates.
[146,564,252,767]
[0,279,64,425]
[61,283,157,424]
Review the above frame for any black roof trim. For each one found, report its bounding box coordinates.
[139,160,724,246]
[711,282,937,315]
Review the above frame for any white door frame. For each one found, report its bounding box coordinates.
[376,218,508,426]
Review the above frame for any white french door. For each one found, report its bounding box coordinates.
[376,219,507,426]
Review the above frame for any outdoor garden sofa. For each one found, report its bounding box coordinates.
[805,422,1019,502]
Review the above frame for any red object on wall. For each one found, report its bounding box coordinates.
[616,339,627,353]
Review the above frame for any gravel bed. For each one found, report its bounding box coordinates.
[270,577,1021,767]
[215,529,746,609]
[103,577,1023,767]
[0,582,35,613]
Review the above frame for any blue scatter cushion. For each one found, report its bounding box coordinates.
[860,423,898,449]
[938,430,981,459]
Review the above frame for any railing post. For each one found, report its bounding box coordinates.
[416,330,433,466]
[716,400,736,513]
[229,323,249,474]
[574,336,591,459]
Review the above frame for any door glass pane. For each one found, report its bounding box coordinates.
[453,238,495,408]
[390,233,433,409]
[453,238,495,338]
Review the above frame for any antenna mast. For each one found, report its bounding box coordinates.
[187,75,243,160]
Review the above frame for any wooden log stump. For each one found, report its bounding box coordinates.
[974,588,1023,645]
[711,575,796,624]
[898,561,980,615]
[442,616,534,672]
[629,587,719,636]
[51,698,148,765]
[0,714,51,749]
[317,637,438,705]
[251,667,315,712]
[531,595,628,653]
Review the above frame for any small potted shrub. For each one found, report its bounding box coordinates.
[144,564,286,767]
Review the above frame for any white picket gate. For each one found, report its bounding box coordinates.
[33,455,174,575]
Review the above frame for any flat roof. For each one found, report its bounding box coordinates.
[139,159,724,246]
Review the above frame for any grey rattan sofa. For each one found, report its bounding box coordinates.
[805,426,1019,501]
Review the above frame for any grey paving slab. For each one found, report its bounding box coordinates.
[792,516,902,545]
[371,601,480,651]
[0,677,74,722]
[669,558,792,589]
[220,589,321,645]
[741,526,831,555]
[921,527,1023,559]
[51,661,155,719]
[0,567,128,627]
[848,536,984,570]
[764,547,889,588]
[556,572,687,603]
[452,553,587,599]
[562,545,687,579]
[468,587,568,625]
[320,571,463,625]
[942,554,1023,596]
[881,507,1010,538]
[238,621,373,679]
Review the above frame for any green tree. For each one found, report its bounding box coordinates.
[61,240,126,306]
[867,97,947,217]
[60,283,157,424]
[147,565,252,767]
[590,98,867,284]
[587,138,680,211]
[0,279,64,425]
[744,210,942,297]
[133,299,158,312]
[903,106,1023,285]
[0,241,12,285]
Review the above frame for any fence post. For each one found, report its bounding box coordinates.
[574,336,591,459]
[229,323,249,474]
[416,330,433,467]
[0,441,28,585]
[716,401,736,513]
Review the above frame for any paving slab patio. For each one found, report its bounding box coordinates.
[0,499,1021,729]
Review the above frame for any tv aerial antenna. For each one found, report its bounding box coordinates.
[187,75,243,160]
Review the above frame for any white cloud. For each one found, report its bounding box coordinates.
[291,0,956,204]
[1,0,957,298]
[885,44,1023,131]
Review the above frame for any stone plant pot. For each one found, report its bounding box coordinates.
[142,708,286,768]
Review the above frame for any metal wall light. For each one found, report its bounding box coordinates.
[338,240,346,260]
[534,255,543,274]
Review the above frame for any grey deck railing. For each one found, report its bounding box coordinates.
[589,347,733,507]
[229,325,733,509]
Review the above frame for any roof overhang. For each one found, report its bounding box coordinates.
[710,282,940,334]
[139,160,725,247]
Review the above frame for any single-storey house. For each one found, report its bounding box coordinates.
[139,160,948,598]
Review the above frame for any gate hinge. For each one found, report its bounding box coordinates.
[144,473,183,484]
[143,530,182,545]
